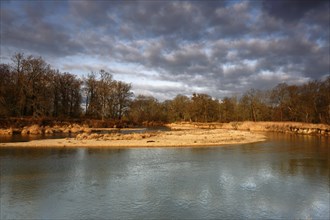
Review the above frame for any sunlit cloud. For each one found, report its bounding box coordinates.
[1,0,329,100]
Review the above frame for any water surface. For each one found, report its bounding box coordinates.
[0,133,329,219]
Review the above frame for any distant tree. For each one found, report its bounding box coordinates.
[10,53,28,116]
[53,72,82,117]
[83,70,133,120]
[270,83,289,121]
[239,89,270,121]
[0,64,13,116]
[0,53,83,118]
[284,85,301,121]
[98,70,114,120]
[112,81,133,120]
[269,80,330,123]
[18,55,54,117]
[167,94,191,122]
[129,95,165,124]
[317,76,330,124]
[298,81,320,123]
[84,72,100,118]
[219,96,238,122]
[190,93,219,122]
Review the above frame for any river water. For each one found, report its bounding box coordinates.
[0,133,329,219]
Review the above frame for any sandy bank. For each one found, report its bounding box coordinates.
[0,123,92,135]
[0,129,266,148]
[167,121,330,136]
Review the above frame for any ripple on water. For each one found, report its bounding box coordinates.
[310,200,330,219]
[1,134,329,219]
[240,178,258,191]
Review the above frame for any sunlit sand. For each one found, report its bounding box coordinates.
[0,128,266,148]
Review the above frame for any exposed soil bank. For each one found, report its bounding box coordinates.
[167,121,330,136]
[0,123,92,136]
[0,118,162,136]
[0,129,266,148]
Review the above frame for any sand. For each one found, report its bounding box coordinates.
[0,128,266,148]
[167,121,330,135]
[2,121,328,148]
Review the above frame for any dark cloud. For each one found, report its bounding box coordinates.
[0,0,329,100]
[69,1,117,27]
[262,0,328,22]
[1,1,83,57]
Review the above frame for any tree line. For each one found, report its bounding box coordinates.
[0,53,133,121]
[1,53,329,125]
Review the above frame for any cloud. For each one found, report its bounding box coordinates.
[1,1,83,57]
[0,0,329,100]
[262,0,328,22]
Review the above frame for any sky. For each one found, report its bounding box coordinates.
[1,0,329,101]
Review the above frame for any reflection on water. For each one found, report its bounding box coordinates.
[0,133,74,143]
[0,133,329,219]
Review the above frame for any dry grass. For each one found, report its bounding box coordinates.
[167,121,330,136]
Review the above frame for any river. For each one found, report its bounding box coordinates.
[0,133,329,219]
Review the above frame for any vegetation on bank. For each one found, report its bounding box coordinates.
[1,53,330,126]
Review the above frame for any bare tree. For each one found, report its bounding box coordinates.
[84,72,100,118]
[53,72,82,117]
[166,94,191,122]
[113,81,133,120]
[190,93,219,122]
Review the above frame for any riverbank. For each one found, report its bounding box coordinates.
[1,120,328,137]
[0,118,132,135]
[1,121,328,148]
[167,121,330,136]
[0,128,266,148]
